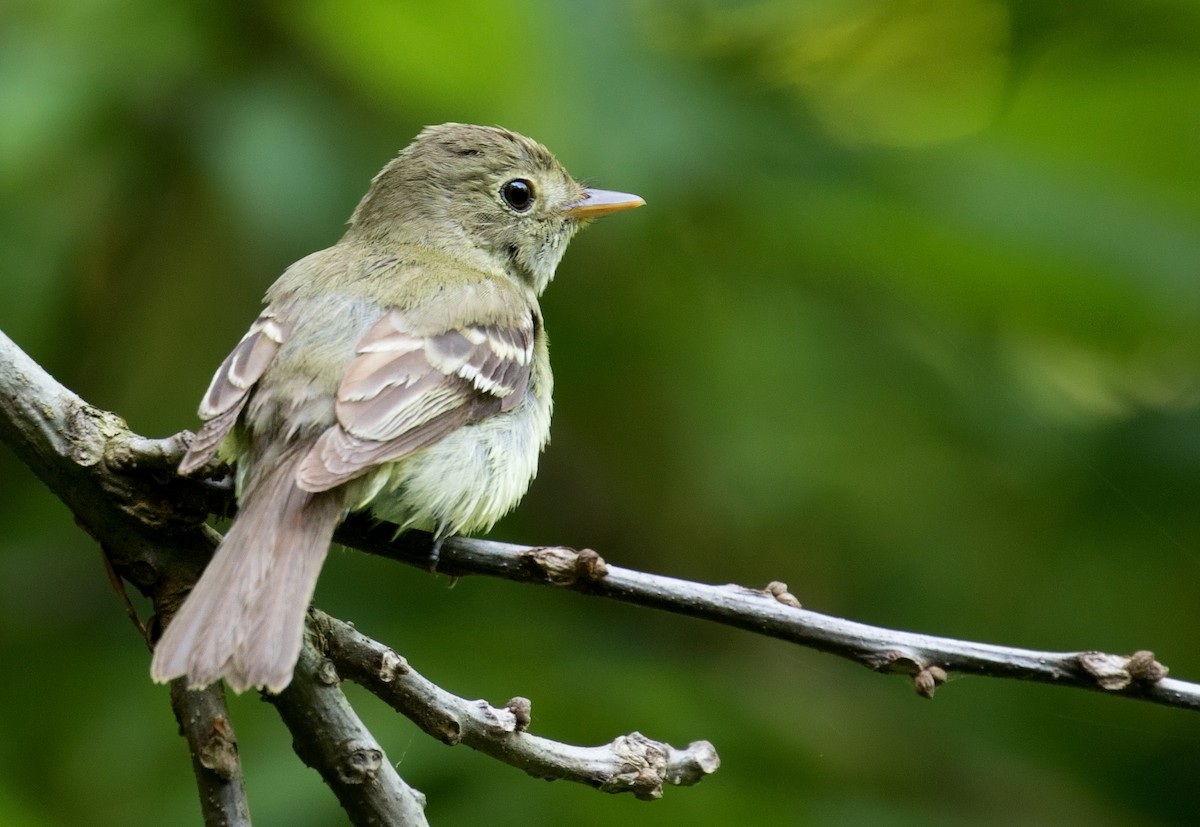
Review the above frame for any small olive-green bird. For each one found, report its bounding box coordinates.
[150,124,643,693]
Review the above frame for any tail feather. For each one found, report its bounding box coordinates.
[151,453,344,693]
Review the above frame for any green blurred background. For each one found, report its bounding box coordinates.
[2,0,1199,824]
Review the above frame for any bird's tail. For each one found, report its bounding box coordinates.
[150,452,344,693]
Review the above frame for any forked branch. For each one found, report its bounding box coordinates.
[1,326,1196,827]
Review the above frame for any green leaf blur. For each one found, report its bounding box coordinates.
[1,0,1198,824]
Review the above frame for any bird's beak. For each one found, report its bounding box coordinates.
[564,188,645,219]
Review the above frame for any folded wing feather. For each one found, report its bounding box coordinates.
[296,308,534,492]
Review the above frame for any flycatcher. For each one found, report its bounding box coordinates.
[151,123,644,693]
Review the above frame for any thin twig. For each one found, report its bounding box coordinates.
[313,610,719,800]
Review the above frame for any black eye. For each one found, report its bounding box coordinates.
[501,179,534,212]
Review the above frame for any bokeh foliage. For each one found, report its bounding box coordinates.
[2,0,1199,824]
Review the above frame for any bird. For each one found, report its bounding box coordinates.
[150,123,644,693]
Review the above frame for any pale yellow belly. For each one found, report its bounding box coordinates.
[355,384,552,535]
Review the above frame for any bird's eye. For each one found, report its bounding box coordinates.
[501,179,534,212]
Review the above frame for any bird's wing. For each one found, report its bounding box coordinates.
[296,307,535,492]
[178,312,289,475]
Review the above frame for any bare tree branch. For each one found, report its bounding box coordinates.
[312,609,720,800]
[0,327,717,821]
[2,326,1196,713]
[270,633,430,827]
[2,322,1198,822]
[169,680,252,827]
[0,329,432,822]
[336,524,1197,710]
